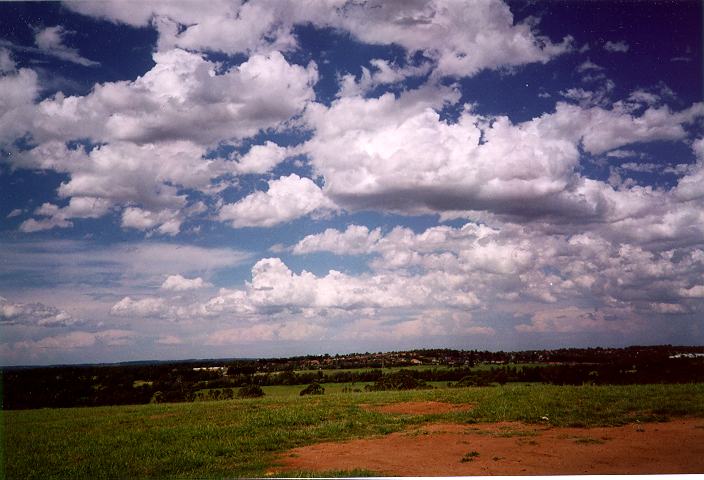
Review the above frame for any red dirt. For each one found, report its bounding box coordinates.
[274,418,704,476]
[361,401,474,415]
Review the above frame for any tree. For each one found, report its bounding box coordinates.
[237,384,264,398]
[300,382,325,396]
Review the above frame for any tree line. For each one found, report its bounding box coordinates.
[2,347,703,409]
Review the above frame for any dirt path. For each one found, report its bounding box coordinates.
[275,416,704,476]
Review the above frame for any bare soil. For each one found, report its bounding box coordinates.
[274,416,704,476]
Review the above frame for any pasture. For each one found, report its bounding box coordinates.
[4,383,704,478]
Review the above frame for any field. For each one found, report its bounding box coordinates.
[4,382,704,478]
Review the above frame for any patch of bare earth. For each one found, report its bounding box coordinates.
[361,401,474,415]
[274,418,704,476]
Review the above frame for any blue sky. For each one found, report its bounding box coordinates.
[1,0,703,365]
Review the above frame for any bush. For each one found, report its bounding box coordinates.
[364,370,431,391]
[299,382,325,396]
[237,384,264,398]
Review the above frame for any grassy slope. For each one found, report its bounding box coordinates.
[4,383,704,479]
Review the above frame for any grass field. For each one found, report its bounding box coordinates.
[4,383,704,479]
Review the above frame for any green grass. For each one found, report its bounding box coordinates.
[4,383,704,479]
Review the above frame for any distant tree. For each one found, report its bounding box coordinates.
[237,384,264,398]
[364,370,431,391]
[300,382,325,396]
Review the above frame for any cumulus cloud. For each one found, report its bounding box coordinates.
[334,0,573,78]
[0,296,80,327]
[305,89,577,215]
[161,274,211,291]
[66,0,300,55]
[218,174,335,228]
[4,48,317,146]
[303,82,703,224]
[1,47,319,235]
[114,255,481,322]
[67,0,571,78]
[232,141,290,175]
[293,225,382,255]
[288,220,704,329]
[0,66,39,115]
[110,296,169,318]
[20,197,111,233]
[12,139,228,235]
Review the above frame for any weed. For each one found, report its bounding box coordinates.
[460,451,480,463]
[517,438,539,446]
[573,437,605,445]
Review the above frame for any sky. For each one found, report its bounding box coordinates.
[0,1,703,366]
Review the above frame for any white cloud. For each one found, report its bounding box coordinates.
[337,59,432,97]
[10,329,135,351]
[532,101,704,156]
[604,40,629,53]
[66,0,299,55]
[14,139,229,235]
[560,79,614,108]
[305,89,578,215]
[218,174,335,228]
[121,207,184,236]
[34,26,100,67]
[330,0,573,78]
[232,141,289,175]
[20,197,111,233]
[619,162,659,173]
[5,48,317,147]
[605,149,643,159]
[648,303,688,315]
[293,225,382,255]
[0,67,39,116]
[2,47,319,235]
[110,296,169,318]
[576,60,603,73]
[161,274,211,291]
[515,307,639,333]
[156,335,184,345]
[0,240,251,291]
[303,84,703,224]
[679,285,704,298]
[674,138,704,202]
[68,0,572,78]
[0,296,80,327]
[0,47,15,73]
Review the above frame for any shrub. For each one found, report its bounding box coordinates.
[300,382,325,396]
[237,384,264,398]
